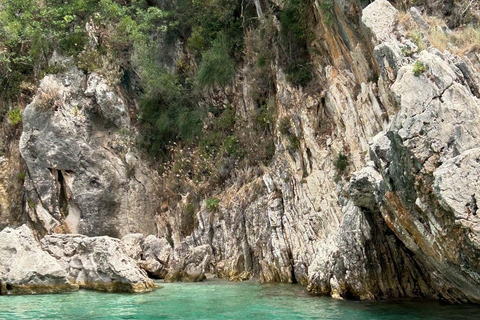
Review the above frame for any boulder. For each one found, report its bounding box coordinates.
[0,225,78,294]
[121,234,173,279]
[41,234,156,293]
[362,0,398,43]
[165,243,213,282]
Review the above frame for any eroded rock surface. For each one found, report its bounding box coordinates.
[19,59,159,238]
[6,0,480,303]
[121,233,212,282]
[0,225,78,294]
[41,234,156,293]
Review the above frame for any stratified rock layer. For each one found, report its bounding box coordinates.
[9,0,480,303]
[41,234,156,293]
[0,225,78,294]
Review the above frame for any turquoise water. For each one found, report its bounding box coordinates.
[1,280,479,319]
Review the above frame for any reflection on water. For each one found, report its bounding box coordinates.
[1,279,479,319]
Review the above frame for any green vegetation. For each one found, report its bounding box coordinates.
[197,37,236,88]
[8,109,22,125]
[278,116,300,152]
[206,197,220,212]
[408,31,427,52]
[279,0,314,87]
[413,61,427,76]
[318,0,335,25]
[335,153,349,173]
[17,171,26,181]
[1,0,280,218]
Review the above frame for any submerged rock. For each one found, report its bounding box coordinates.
[0,225,78,294]
[41,234,156,293]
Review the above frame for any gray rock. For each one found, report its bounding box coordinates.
[409,7,430,31]
[19,65,159,237]
[41,234,156,293]
[121,234,173,279]
[0,225,78,294]
[166,242,213,282]
[121,233,144,261]
[362,0,398,43]
[139,235,172,279]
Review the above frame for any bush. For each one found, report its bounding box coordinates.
[206,197,220,212]
[17,171,26,181]
[279,0,314,87]
[288,134,300,151]
[8,109,22,125]
[413,61,426,76]
[197,36,236,88]
[335,153,349,172]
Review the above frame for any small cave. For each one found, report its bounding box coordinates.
[57,170,69,217]
[49,168,73,219]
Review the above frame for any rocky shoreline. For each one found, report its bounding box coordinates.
[0,225,155,295]
[1,0,480,303]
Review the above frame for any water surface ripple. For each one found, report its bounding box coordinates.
[1,280,479,319]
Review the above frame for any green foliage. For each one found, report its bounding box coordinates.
[279,117,292,136]
[413,61,427,76]
[318,0,334,25]
[279,0,313,87]
[255,103,274,133]
[8,109,22,125]
[199,106,236,156]
[288,134,300,151]
[278,116,301,152]
[206,197,220,212]
[77,50,103,73]
[197,36,236,87]
[0,0,151,109]
[136,82,204,158]
[335,153,349,173]
[17,171,26,181]
[408,32,427,51]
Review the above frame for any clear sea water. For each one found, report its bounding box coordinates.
[1,279,479,319]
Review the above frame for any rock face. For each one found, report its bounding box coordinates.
[41,234,156,293]
[19,56,159,237]
[5,0,480,303]
[121,234,212,282]
[0,225,78,294]
[149,0,480,303]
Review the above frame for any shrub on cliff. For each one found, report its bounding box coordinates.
[278,0,314,87]
[197,37,236,88]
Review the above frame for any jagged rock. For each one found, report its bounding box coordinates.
[409,7,430,30]
[19,64,159,237]
[41,234,156,293]
[0,225,78,294]
[434,148,480,239]
[349,162,385,210]
[347,36,480,302]
[84,73,129,128]
[5,0,480,304]
[121,234,173,279]
[165,242,213,282]
[362,0,398,43]
[139,236,173,279]
[121,233,144,261]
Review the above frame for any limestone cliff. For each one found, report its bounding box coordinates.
[19,55,160,238]
[1,0,480,303]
